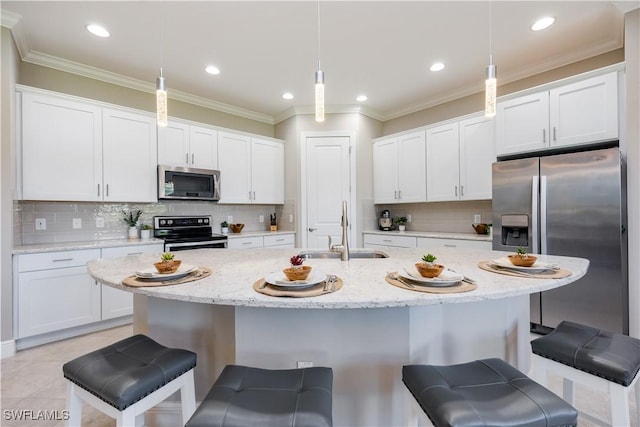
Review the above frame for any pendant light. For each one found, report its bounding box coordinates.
[315,0,325,123]
[156,4,168,127]
[485,1,497,118]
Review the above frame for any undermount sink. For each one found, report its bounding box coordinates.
[297,250,389,259]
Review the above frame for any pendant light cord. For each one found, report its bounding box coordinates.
[489,0,493,64]
[317,0,321,69]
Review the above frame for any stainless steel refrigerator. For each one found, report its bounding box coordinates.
[492,146,628,334]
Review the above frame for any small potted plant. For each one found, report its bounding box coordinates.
[508,247,537,267]
[154,252,182,274]
[122,209,142,239]
[394,216,408,232]
[140,224,153,239]
[415,253,445,278]
[220,221,229,234]
[283,255,312,281]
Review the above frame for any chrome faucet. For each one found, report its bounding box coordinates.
[329,200,350,261]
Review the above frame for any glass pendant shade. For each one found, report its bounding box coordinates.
[156,70,168,127]
[315,68,325,123]
[485,62,497,118]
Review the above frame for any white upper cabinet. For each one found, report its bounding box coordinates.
[426,114,495,202]
[21,92,103,201]
[496,71,618,156]
[373,131,426,204]
[102,107,157,202]
[218,132,284,204]
[20,90,157,202]
[158,120,218,169]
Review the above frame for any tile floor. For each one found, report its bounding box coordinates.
[1,326,638,426]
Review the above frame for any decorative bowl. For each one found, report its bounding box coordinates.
[472,223,488,234]
[230,223,245,233]
[154,260,182,274]
[415,262,445,278]
[508,254,537,267]
[283,265,312,281]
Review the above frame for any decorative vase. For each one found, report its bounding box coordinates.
[221,226,229,234]
[128,226,138,239]
[415,262,445,278]
[398,225,406,232]
[140,229,151,239]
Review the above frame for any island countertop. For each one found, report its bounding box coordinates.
[88,246,589,309]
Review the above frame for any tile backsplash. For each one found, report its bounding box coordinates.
[14,201,291,246]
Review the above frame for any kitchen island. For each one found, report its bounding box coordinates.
[88,247,589,427]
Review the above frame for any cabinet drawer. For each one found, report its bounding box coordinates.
[363,234,417,248]
[228,236,263,249]
[101,244,163,258]
[17,249,100,272]
[263,234,295,247]
[416,237,491,250]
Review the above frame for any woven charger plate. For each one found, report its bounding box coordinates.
[385,274,476,294]
[122,267,212,287]
[477,261,571,279]
[253,277,343,297]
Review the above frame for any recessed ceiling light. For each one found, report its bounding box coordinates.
[531,16,555,31]
[282,92,294,100]
[356,95,368,102]
[205,65,221,75]
[86,24,110,38]
[430,62,445,72]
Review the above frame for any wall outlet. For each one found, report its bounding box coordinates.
[227,216,233,224]
[289,214,294,223]
[35,218,46,230]
[406,214,412,223]
[72,218,82,229]
[474,214,482,224]
[96,217,105,228]
[297,361,313,368]
[259,215,264,223]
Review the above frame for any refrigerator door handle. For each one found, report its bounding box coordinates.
[540,175,548,254]
[531,176,540,254]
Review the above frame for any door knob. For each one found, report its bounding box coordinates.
[308,228,317,232]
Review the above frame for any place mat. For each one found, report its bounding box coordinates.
[253,277,343,298]
[122,267,212,287]
[477,261,572,279]
[385,274,477,294]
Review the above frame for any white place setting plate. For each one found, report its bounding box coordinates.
[135,264,198,281]
[400,267,464,287]
[265,270,326,289]
[489,257,558,273]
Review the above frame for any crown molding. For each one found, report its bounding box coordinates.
[273,104,384,124]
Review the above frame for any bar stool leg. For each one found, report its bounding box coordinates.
[610,382,630,427]
[65,383,82,427]
[562,378,575,405]
[135,413,145,426]
[531,355,548,387]
[116,407,136,427]
[635,379,640,425]
[180,369,196,425]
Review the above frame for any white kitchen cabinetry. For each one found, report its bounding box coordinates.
[16,249,101,339]
[416,237,491,250]
[157,120,218,169]
[20,90,157,202]
[373,131,426,204]
[263,233,295,248]
[218,132,284,204]
[228,233,295,249]
[363,233,417,249]
[496,72,618,156]
[426,115,494,202]
[100,244,163,320]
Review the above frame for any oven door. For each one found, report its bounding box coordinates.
[164,240,227,251]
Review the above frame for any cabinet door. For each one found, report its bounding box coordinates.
[251,138,284,204]
[397,131,427,203]
[550,72,618,148]
[189,126,218,170]
[218,132,252,203]
[227,236,263,249]
[21,92,102,201]
[426,123,460,201]
[18,266,100,338]
[373,138,399,204]
[459,115,495,200]
[101,244,163,320]
[102,108,157,202]
[158,121,190,167]
[496,92,549,156]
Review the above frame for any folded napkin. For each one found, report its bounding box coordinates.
[274,279,310,285]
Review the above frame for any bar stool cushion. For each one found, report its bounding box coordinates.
[531,320,640,386]
[403,358,577,427]
[186,365,333,427]
[62,334,197,410]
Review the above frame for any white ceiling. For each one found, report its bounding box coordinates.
[1,1,636,124]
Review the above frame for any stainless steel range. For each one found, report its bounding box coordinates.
[153,215,227,251]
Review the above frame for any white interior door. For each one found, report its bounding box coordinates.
[304,136,351,249]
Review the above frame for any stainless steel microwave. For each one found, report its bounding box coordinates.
[158,165,220,201]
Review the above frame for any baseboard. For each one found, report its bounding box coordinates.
[145,401,199,427]
[1,339,16,359]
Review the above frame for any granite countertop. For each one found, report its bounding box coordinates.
[87,247,589,309]
[12,238,165,255]
[226,230,295,239]
[364,230,492,241]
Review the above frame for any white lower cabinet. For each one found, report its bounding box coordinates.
[228,233,295,249]
[363,234,417,249]
[263,233,295,248]
[363,233,491,251]
[416,237,491,250]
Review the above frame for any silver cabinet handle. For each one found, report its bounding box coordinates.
[383,239,392,243]
[53,258,73,262]
[276,238,285,242]
[253,191,256,200]
[106,184,109,197]
[460,185,464,196]
[97,184,100,197]
[308,228,317,232]
[444,244,457,248]
[186,153,189,164]
[127,252,143,256]
[192,153,195,164]
[248,191,252,200]
[455,186,458,196]
[394,190,398,199]
[542,128,546,143]
[398,190,402,199]
[242,242,252,245]
[553,127,556,142]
